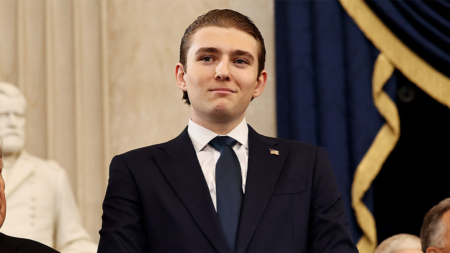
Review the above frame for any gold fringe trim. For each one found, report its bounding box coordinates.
[353,54,399,253]
[340,0,450,252]
[339,0,450,113]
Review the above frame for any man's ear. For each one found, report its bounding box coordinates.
[252,70,268,98]
[426,247,441,253]
[175,63,187,91]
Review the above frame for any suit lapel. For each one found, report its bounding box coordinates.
[235,126,288,253]
[5,152,35,198]
[154,128,231,253]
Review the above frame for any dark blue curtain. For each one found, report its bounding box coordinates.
[366,0,450,77]
[275,0,450,245]
[275,0,396,243]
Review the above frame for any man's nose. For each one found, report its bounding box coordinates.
[7,113,18,127]
[215,58,231,81]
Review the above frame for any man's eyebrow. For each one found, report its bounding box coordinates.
[231,50,255,62]
[195,47,221,56]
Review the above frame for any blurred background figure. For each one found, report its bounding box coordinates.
[0,138,6,229]
[421,198,450,253]
[0,83,97,253]
[1,137,59,252]
[374,234,422,253]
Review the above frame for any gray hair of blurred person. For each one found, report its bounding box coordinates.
[421,198,450,251]
[0,82,27,107]
[375,234,422,253]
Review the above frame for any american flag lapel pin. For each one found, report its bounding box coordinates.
[269,149,279,155]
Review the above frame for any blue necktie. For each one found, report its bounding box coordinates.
[209,136,243,253]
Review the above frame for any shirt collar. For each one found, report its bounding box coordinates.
[188,118,249,152]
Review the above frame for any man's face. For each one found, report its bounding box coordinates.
[176,27,267,124]
[439,211,450,253]
[0,95,26,155]
[0,151,6,228]
[427,211,450,253]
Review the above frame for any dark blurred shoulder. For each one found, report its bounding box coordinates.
[0,232,59,253]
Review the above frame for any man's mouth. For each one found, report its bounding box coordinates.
[1,132,21,137]
[210,88,236,94]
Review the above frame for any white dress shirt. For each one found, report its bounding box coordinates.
[188,118,249,211]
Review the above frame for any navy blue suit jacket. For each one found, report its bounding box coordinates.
[98,126,358,253]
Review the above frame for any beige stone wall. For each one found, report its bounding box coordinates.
[0,0,276,242]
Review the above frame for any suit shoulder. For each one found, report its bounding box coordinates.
[18,238,59,253]
[20,152,66,175]
[0,233,59,253]
[259,134,321,152]
[117,137,176,160]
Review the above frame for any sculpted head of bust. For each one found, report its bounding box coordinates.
[0,82,27,157]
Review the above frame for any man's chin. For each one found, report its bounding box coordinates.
[192,101,242,122]
[2,143,24,155]
[209,109,241,123]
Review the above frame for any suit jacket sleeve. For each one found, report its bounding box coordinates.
[98,155,148,253]
[52,162,98,253]
[308,148,358,253]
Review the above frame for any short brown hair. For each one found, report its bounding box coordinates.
[420,198,450,251]
[179,9,266,105]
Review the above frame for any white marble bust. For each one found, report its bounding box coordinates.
[0,83,26,169]
[0,82,97,253]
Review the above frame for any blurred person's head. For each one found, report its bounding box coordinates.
[0,137,6,227]
[374,233,422,253]
[421,198,450,253]
[0,82,27,156]
[177,9,266,106]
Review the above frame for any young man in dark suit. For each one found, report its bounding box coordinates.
[0,140,58,253]
[98,9,358,253]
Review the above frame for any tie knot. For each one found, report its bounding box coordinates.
[209,136,238,151]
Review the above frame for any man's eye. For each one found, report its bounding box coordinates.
[201,57,212,62]
[235,59,247,65]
